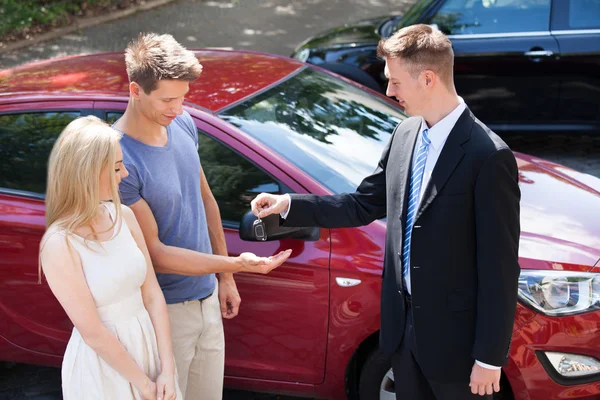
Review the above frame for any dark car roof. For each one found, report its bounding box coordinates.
[0,50,304,112]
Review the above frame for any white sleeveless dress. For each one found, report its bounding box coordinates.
[59,203,182,399]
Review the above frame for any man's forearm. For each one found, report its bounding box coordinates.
[205,197,228,257]
[204,195,234,281]
[151,242,241,275]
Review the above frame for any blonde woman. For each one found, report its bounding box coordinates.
[39,115,180,400]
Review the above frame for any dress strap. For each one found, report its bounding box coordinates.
[101,202,121,240]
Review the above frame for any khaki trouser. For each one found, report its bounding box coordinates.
[167,282,224,400]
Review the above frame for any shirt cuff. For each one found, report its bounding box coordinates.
[280,194,292,219]
[476,360,501,370]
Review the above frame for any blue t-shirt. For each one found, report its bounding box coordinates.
[117,111,216,304]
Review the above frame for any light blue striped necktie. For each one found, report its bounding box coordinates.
[403,128,431,293]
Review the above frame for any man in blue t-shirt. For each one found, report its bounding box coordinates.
[115,33,290,400]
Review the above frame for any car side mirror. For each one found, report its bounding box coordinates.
[239,211,320,242]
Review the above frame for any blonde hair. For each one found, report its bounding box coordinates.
[39,116,123,282]
[377,24,454,87]
[125,32,203,94]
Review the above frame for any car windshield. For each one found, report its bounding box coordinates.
[219,67,405,194]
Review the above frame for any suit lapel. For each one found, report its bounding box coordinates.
[391,117,422,292]
[415,108,474,221]
[395,117,423,215]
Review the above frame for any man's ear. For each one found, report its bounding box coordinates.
[130,82,142,99]
[422,70,436,89]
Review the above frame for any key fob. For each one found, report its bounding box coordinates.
[253,218,267,241]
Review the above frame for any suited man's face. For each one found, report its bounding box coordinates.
[384,57,432,117]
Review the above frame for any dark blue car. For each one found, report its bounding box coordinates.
[292,0,600,136]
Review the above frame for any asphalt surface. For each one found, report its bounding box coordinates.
[0,0,409,69]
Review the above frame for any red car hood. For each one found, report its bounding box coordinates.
[516,152,600,271]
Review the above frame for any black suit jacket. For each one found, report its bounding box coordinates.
[282,108,521,382]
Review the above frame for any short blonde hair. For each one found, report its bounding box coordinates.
[125,33,203,94]
[377,24,454,87]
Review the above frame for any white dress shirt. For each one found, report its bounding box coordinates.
[404,101,466,294]
[280,100,500,369]
[413,102,466,208]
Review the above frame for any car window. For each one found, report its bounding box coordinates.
[0,111,80,194]
[220,68,404,195]
[106,112,121,125]
[430,0,551,35]
[197,132,282,226]
[567,0,600,29]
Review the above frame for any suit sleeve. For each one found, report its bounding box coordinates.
[472,148,521,366]
[281,127,396,229]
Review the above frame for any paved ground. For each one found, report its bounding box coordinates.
[0,0,408,68]
[505,134,600,178]
[0,363,294,399]
[0,0,598,398]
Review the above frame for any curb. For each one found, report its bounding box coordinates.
[0,0,176,55]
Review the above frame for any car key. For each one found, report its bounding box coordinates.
[253,217,267,241]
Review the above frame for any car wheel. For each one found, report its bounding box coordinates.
[358,348,513,400]
[358,349,395,400]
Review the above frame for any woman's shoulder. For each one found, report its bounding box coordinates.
[43,223,68,241]
[118,203,135,221]
[40,224,74,259]
[117,203,140,235]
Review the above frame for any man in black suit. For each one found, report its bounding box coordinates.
[251,24,520,399]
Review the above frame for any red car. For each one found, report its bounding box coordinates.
[1,51,599,400]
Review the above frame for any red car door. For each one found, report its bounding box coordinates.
[193,117,331,385]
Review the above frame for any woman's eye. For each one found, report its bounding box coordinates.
[115,169,121,172]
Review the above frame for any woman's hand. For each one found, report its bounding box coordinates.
[156,372,177,400]
[140,379,157,400]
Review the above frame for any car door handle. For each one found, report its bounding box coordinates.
[524,50,554,57]
[336,277,361,287]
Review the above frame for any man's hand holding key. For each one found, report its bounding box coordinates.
[251,193,290,219]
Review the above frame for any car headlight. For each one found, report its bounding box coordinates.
[518,270,600,316]
[294,48,310,62]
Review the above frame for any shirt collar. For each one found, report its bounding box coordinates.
[420,100,467,151]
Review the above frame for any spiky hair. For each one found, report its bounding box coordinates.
[125,33,203,93]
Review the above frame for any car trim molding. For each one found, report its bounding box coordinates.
[0,188,45,200]
[447,31,551,39]
[551,29,600,36]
